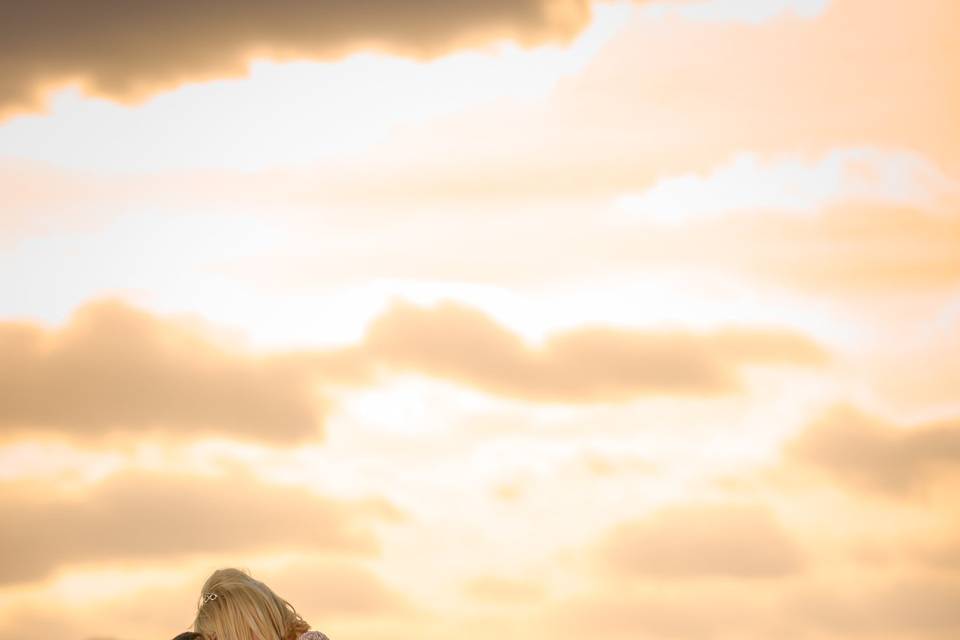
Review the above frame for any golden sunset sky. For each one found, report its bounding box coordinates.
[1,1,959,639]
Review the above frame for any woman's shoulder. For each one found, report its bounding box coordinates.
[298,631,330,640]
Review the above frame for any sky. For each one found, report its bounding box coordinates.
[0,1,959,639]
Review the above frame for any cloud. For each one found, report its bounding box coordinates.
[0,299,369,443]
[462,575,547,604]
[785,404,960,496]
[616,148,960,223]
[0,470,401,585]
[364,299,827,402]
[592,503,804,578]
[705,204,960,295]
[374,0,960,200]
[0,609,92,640]
[579,450,657,476]
[56,174,952,300]
[916,538,960,572]
[2,0,957,195]
[786,577,960,637]
[0,0,595,115]
[0,559,413,640]
[545,576,960,640]
[546,589,779,640]
[259,559,416,619]
[643,0,829,24]
[0,298,827,441]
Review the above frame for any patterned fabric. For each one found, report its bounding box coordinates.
[298,631,330,640]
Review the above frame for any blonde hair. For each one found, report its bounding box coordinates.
[193,568,310,640]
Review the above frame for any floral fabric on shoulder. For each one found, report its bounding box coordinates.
[298,632,330,640]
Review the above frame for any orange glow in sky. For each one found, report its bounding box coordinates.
[1,1,959,640]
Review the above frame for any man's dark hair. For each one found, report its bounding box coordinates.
[172,633,202,640]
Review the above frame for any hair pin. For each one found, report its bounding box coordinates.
[200,593,219,605]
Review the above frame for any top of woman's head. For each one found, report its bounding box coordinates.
[193,568,310,640]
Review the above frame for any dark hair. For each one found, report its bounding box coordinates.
[172,633,202,640]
